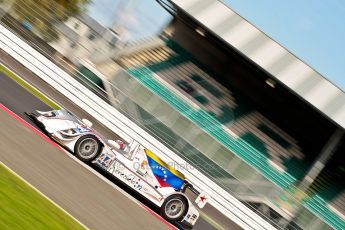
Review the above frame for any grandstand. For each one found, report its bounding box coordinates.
[87,0,345,229]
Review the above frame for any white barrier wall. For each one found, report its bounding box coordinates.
[0,24,276,230]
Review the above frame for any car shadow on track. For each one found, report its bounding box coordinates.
[25,113,185,229]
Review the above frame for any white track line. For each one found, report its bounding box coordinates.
[0,62,153,208]
[0,161,89,230]
[0,65,177,229]
[0,62,62,108]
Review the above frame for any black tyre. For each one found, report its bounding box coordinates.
[74,135,102,162]
[161,194,188,222]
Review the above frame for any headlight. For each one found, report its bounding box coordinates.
[65,129,76,135]
[58,129,79,138]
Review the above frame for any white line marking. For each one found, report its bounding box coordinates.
[0,62,62,108]
[0,161,89,230]
[0,102,175,229]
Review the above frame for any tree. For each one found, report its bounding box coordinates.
[10,0,90,41]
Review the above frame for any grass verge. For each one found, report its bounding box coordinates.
[0,64,60,109]
[0,163,85,230]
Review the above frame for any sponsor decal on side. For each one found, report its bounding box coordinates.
[108,161,144,191]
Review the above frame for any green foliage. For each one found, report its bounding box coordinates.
[11,0,91,41]
[0,164,85,230]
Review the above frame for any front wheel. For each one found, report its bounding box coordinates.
[161,194,188,222]
[74,135,102,162]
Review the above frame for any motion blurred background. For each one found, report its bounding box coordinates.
[0,1,344,229]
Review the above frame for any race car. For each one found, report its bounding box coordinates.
[26,109,208,229]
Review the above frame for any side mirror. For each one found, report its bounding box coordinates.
[108,140,120,149]
[82,119,93,128]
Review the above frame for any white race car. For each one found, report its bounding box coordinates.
[26,109,208,229]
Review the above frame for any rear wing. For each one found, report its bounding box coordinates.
[181,181,209,208]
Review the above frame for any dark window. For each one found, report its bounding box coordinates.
[108,36,118,47]
[70,42,77,48]
[88,32,96,41]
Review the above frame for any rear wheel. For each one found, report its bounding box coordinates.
[161,194,188,222]
[74,135,102,162]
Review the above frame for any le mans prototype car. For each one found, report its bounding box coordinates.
[26,109,207,229]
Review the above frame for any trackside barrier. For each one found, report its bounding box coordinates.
[0,23,276,230]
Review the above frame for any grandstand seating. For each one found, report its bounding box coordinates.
[121,40,306,179]
[116,39,345,229]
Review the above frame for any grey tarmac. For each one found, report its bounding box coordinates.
[0,49,241,230]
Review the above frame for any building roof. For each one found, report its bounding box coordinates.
[168,0,345,130]
[55,23,80,41]
[54,13,109,42]
[78,13,107,36]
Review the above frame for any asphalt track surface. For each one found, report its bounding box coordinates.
[0,50,242,230]
[0,104,174,230]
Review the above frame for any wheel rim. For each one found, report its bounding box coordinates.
[78,138,98,159]
[165,198,184,219]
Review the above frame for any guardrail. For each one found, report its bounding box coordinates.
[0,23,276,230]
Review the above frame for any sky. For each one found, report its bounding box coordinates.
[87,0,171,40]
[87,0,345,91]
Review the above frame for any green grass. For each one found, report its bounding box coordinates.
[0,64,60,110]
[0,164,85,230]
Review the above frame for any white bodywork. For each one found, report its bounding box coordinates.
[95,141,200,226]
[32,109,201,227]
